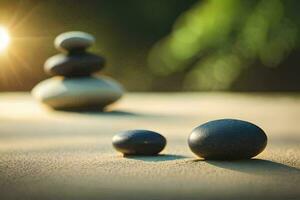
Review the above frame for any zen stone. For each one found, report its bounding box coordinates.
[112,130,167,156]
[44,53,105,77]
[55,31,95,52]
[188,119,267,160]
[32,76,123,110]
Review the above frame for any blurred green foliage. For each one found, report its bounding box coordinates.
[149,0,300,90]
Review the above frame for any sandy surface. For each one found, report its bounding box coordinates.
[0,92,299,200]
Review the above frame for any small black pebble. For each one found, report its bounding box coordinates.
[112,130,166,156]
[188,119,267,160]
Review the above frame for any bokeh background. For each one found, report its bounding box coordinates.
[0,0,299,92]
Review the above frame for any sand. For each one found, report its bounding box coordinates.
[0,92,299,200]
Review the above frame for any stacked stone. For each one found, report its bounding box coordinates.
[32,31,123,111]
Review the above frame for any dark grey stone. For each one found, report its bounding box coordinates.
[188,119,267,160]
[112,130,167,156]
[44,53,105,77]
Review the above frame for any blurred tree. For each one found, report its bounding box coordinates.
[149,0,300,91]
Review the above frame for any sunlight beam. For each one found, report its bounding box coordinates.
[0,26,10,52]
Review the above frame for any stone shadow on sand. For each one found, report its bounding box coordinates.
[55,108,167,118]
[124,154,190,162]
[193,159,300,176]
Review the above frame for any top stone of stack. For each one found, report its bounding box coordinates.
[54,31,95,53]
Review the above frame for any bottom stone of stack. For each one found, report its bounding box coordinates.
[31,76,124,110]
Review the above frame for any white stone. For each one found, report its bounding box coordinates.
[32,76,123,110]
[54,31,95,52]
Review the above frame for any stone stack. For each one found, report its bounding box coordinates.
[32,31,123,111]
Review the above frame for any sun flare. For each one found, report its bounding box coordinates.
[0,26,10,52]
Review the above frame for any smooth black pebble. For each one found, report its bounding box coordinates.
[112,130,167,156]
[188,119,267,160]
[44,53,105,77]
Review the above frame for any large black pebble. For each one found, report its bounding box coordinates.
[112,130,167,156]
[188,119,267,160]
[44,53,105,77]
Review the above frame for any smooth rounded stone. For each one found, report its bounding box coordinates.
[44,53,105,77]
[112,130,167,156]
[31,76,123,110]
[188,119,267,160]
[55,31,95,52]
